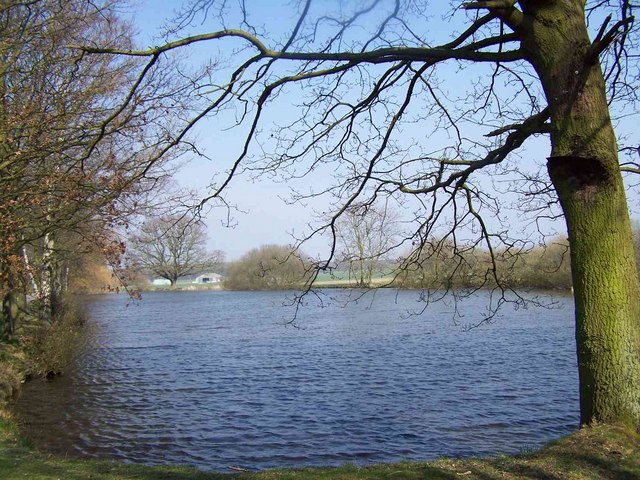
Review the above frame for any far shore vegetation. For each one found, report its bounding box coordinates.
[136,238,578,292]
[137,226,640,293]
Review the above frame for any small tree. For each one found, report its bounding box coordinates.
[129,215,224,288]
[225,245,310,290]
[336,203,399,287]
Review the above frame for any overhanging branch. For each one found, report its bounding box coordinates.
[398,107,550,195]
[80,29,524,64]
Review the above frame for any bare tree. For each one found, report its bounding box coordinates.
[336,202,399,287]
[129,215,224,288]
[85,2,640,428]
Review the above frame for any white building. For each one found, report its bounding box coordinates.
[192,273,223,284]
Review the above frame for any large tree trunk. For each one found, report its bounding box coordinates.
[1,263,24,342]
[522,3,640,426]
[1,290,17,342]
[550,156,640,427]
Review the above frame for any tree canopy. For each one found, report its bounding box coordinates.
[0,0,189,336]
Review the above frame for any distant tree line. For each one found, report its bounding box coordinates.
[218,238,576,292]
[125,212,640,292]
[126,217,640,292]
[131,217,640,292]
[393,237,572,291]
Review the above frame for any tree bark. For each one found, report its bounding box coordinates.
[1,291,17,342]
[522,2,640,426]
[1,265,22,342]
[41,231,57,320]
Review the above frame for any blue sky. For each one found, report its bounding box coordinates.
[129,0,342,259]
[126,1,637,261]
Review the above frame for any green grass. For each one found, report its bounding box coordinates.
[1,413,638,479]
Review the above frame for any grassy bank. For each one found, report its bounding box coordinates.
[0,413,638,479]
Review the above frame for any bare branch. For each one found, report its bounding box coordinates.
[80,29,524,63]
[398,108,550,195]
[587,15,635,64]
[463,0,524,32]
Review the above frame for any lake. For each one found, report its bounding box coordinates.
[12,289,579,472]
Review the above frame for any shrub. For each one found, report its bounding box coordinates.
[27,299,89,377]
[224,244,311,290]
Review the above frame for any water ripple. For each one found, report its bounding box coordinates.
[12,289,579,472]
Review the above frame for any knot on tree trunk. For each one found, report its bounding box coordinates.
[547,156,612,206]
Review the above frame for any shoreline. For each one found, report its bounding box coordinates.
[0,411,638,479]
[133,283,574,293]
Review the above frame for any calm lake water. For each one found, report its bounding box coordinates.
[12,289,579,472]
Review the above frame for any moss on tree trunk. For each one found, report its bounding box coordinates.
[550,156,640,426]
[521,2,640,426]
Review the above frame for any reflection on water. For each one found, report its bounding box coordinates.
[12,289,578,471]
